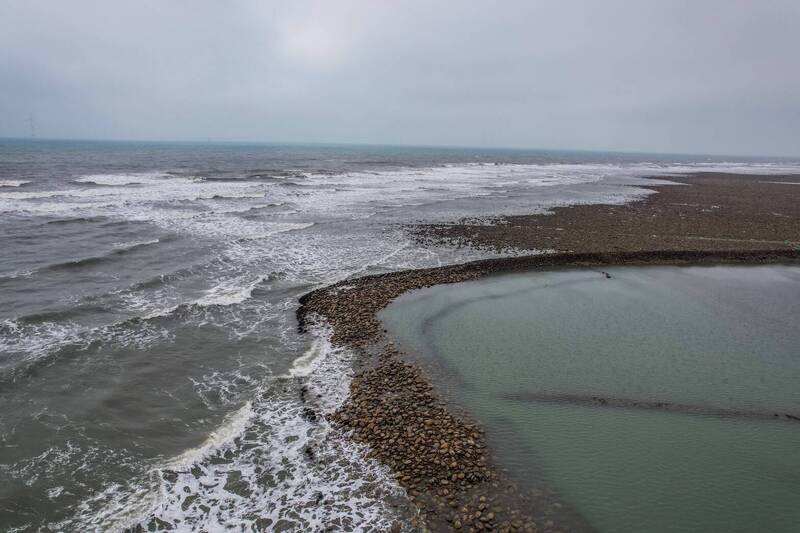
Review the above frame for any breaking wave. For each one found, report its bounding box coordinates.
[0,180,30,187]
[38,240,162,272]
[113,238,161,251]
[59,327,404,531]
[193,275,270,308]
[73,173,175,186]
[44,216,105,226]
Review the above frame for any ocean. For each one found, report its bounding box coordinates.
[1,138,798,531]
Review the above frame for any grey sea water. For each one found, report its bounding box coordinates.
[1,138,799,531]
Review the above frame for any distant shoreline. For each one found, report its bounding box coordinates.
[298,172,800,532]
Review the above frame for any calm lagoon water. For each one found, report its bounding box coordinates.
[381,265,800,533]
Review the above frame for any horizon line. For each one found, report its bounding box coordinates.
[1,135,798,161]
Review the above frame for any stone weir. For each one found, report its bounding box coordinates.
[296,249,800,533]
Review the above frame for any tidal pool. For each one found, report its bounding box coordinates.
[380,265,800,533]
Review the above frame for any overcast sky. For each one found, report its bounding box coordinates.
[1,1,799,156]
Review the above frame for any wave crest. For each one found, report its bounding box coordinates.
[0,180,30,187]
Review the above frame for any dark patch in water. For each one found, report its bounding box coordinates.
[10,304,111,325]
[45,216,106,226]
[500,391,800,423]
[40,240,164,272]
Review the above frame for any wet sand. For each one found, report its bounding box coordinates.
[297,172,800,532]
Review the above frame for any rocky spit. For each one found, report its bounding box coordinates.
[297,249,800,532]
[413,173,800,254]
[296,150,800,533]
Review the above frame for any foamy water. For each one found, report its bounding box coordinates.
[0,179,30,188]
[1,139,799,531]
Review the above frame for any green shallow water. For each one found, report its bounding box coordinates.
[380,265,800,533]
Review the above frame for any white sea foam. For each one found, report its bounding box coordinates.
[0,180,30,187]
[112,238,160,251]
[5,437,149,532]
[0,268,34,280]
[190,368,266,409]
[235,222,316,241]
[120,271,278,324]
[195,275,269,307]
[47,486,65,500]
[0,173,266,217]
[286,330,331,378]
[54,480,157,533]
[0,316,171,368]
[0,319,84,362]
[74,172,175,186]
[0,189,113,200]
[163,401,257,470]
[4,161,799,226]
[0,269,276,365]
[67,326,404,531]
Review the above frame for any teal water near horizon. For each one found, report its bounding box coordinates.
[381,265,800,533]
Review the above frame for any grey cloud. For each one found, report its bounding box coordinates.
[1,0,798,155]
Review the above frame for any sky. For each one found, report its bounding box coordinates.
[1,0,799,156]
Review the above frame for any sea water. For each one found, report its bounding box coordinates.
[2,138,799,530]
[381,265,800,533]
